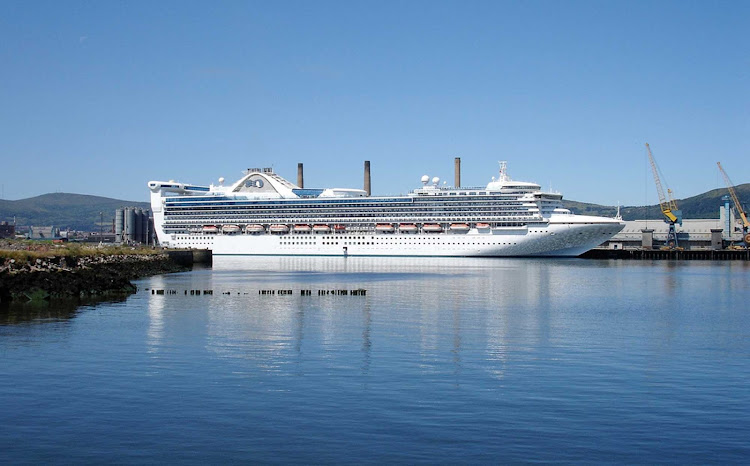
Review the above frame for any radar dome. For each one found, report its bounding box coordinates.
[432,177,440,185]
[421,175,430,184]
[218,177,225,185]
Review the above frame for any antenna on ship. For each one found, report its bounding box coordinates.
[498,161,509,182]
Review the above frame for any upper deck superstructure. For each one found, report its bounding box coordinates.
[148,163,624,257]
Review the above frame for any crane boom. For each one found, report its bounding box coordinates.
[646,143,679,223]
[717,162,749,229]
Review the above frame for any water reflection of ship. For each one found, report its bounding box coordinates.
[212,255,527,277]
[146,257,578,379]
[146,274,167,355]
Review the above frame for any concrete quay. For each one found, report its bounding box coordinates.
[581,248,749,260]
[165,249,212,266]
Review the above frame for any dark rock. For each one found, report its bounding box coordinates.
[0,254,189,302]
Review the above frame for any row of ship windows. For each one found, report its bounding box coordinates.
[165,207,539,217]
[165,215,541,225]
[166,225,538,234]
[163,205,537,213]
[164,196,527,206]
[163,209,537,217]
[165,205,557,214]
[165,223,539,233]
[164,214,539,222]
[162,205,538,211]
[280,241,521,246]
[163,201,533,208]
[166,197,408,204]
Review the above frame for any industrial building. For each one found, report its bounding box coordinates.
[0,221,15,239]
[28,226,61,240]
[601,201,745,250]
[114,207,154,245]
[602,219,723,250]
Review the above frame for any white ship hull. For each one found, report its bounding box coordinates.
[188,217,620,257]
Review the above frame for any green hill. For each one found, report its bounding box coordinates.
[1,183,748,232]
[563,183,750,221]
[0,193,149,232]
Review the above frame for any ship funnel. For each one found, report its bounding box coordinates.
[297,163,304,188]
[364,160,371,196]
[454,157,461,188]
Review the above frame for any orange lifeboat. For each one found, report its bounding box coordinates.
[422,224,443,233]
[293,224,312,233]
[398,223,418,233]
[269,224,290,234]
[313,224,331,233]
[202,225,219,234]
[375,223,395,233]
[449,223,470,232]
[245,224,265,234]
[221,224,241,234]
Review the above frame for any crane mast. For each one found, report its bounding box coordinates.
[717,162,750,246]
[646,143,682,248]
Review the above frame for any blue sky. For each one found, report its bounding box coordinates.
[1,0,747,206]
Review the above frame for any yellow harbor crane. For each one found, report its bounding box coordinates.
[717,162,750,247]
[646,143,682,248]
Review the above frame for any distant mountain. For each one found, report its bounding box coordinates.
[0,193,149,231]
[1,184,748,232]
[563,183,750,221]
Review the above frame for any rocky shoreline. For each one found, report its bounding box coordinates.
[0,253,189,302]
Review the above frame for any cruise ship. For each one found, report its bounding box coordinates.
[148,163,624,257]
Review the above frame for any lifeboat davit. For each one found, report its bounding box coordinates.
[422,224,443,233]
[202,225,219,234]
[245,224,265,233]
[398,223,418,233]
[313,224,331,233]
[293,224,312,233]
[375,223,395,233]
[269,224,290,234]
[449,223,470,232]
[221,224,241,234]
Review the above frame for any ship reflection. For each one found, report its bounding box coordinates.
[146,256,581,380]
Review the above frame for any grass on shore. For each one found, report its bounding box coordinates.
[0,240,162,263]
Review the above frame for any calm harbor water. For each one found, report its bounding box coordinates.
[1,257,749,463]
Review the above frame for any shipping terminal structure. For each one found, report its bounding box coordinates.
[148,162,625,257]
